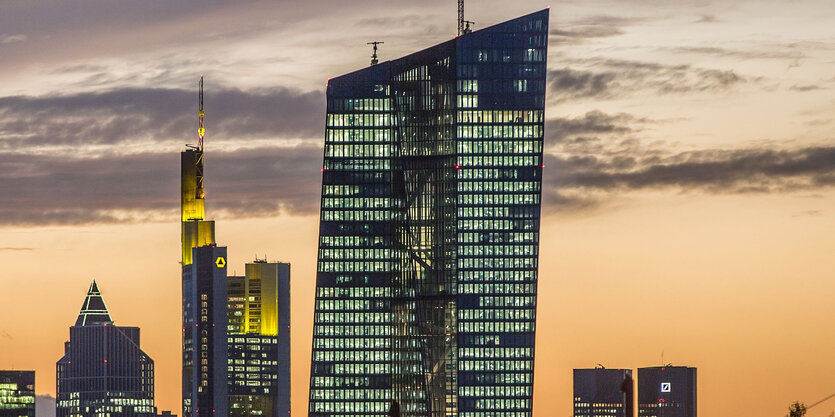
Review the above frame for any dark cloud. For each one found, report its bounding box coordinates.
[541,113,835,212]
[791,84,824,92]
[0,145,322,226]
[665,46,806,61]
[548,59,748,101]
[0,86,324,149]
[546,111,643,145]
[550,15,644,44]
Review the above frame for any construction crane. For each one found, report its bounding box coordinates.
[786,393,835,417]
[195,75,205,199]
[367,41,383,66]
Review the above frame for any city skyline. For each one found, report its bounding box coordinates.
[1,1,835,417]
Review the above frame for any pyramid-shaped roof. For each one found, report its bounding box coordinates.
[75,280,113,326]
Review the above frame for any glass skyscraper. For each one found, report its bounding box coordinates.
[56,281,156,417]
[309,9,548,417]
[227,260,291,417]
[637,366,697,417]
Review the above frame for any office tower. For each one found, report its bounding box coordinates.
[56,281,155,417]
[184,245,229,417]
[309,9,548,417]
[227,260,291,417]
[182,76,220,417]
[637,366,697,417]
[573,368,633,417]
[0,371,35,417]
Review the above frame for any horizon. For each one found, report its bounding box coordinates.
[1,1,834,416]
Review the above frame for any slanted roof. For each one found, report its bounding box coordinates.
[75,280,113,326]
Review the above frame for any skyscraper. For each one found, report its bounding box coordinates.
[181,76,221,417]
[573,368,633,417]
[185,245,229,417]
[0,371,35,417]
[56,281,156,417]
[227,260,291,417]
[637,366,697,417]
[309,9,548,417]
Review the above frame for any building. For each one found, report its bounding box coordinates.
[184,245,229,417]
[227,260,291,417]
[181,76,225,417]
[0,371,35,417]
[573,368,633,417]
[56,281,155,417]
[308,9,549,417]
[637,366,697,417]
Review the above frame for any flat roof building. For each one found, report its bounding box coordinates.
[227,260,290,417]
[638,366,697,417]
[574,367,633,417]
[0,371,35,417]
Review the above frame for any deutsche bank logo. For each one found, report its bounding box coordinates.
[661,382,671,393]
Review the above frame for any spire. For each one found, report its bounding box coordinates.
[75,279,113,326]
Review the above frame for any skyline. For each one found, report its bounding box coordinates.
[1,1,835,416]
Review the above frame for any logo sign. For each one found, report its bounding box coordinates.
[661,382,671,393]
[215,256,226,268]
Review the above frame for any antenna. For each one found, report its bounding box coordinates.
[367,41,384,66]
[195,75,205,200]
[198,75,205,151]
[463,20,475,34]
[457,0,464,36]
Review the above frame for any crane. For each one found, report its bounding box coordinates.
[367,41,383,66]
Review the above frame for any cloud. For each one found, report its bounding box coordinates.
[548,59,748,101]
[0,247,34,251]
[790,84,824,92]
[694,14,719,24]
[0,86,325,149]
[541,112,835,212]
[36,395,56,417]
[665,45,806,61]
[550,15,644,44]
[0,34,26,44]
[0,145,322,226]
[546,111,644,145]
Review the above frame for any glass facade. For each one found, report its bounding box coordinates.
[573,368,633,417]
[0,371,35,417]
[56,282,155,417]
[227,261,291,417]
[310,9,548,417]
[637,367,697,417]
[183,245,229,417]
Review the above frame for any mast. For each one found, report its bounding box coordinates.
[195,76,205,199]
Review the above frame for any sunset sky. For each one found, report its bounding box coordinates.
[1,0,834,416]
